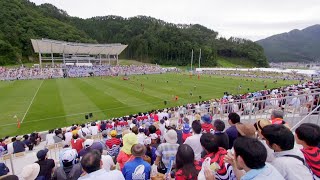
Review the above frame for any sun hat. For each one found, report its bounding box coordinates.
[110,130,117,137]
[21,163,40,180]
[131,144,147,157]
[183,124,191,134]
[236,123,256,138]
[254,119,271,132]
[201,114,212,124]
[36,148,49,160]
[122,133,138,154]
[164,129,178,144]
[83,139,94,149]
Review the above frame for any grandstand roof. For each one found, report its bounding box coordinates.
[31,39,128,55]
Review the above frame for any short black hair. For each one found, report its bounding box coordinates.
[214,119,225,131]
[192,120,202,134]
[81,150,101,173]
[261,124,294,150]
[148,125,156,134]
[295,123,320,147]
[228,113,240,124]
[81,124,86,128]
[234,137,267,169]
[200,133,219,153]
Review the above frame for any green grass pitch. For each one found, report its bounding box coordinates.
[0,73,295,137]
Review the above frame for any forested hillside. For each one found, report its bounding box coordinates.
[0,0,269,67]
[257,25,320,62]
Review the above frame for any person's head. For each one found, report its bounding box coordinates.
[21,163,40,180]
[131,126,138,135]
[228,113,240,125]
[55,129,61,136]
[81,124,86,128]
[110,130,117,138]
[11,137,16,142]
[192,120,202,134]
[164,129,178,144]
[234,137,267,171]
[81,150,102,174]
[201,115,212,124]
[213,119,225,131]
[72,134,79,139]
[261,124,294,152]
[148,125,156,134]
[84,139,94,149]
[236,123,256,138]
[295,123,320,147]
[175,144,198,179]
[23,134,29,140]
[271,110,284,120]
[36,148,48,161]
[131,144,147,157]
[200,133,219,153]
[49,129,54,134]
[122,133,138,154]
[254,119,271,138]
[183,123,191,134]
[61,149,78,167]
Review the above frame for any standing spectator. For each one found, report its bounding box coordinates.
[182,123,192,143]
[201,115,213,133]
[13,136,26,153]
[117,133,138,170]
[21,163,40,180]
[225,137,284,180]
[137,127,146,145]
[122,144,151,180]
[89,122,99,136]
[213,119,229,150]
[46,130,55,145]
[226,112,240,149]
[172,125,183,145]
[71,134,84,153]
[106,130,121,157]
[155,129,179,173]
[175,144,201,180]
[295,123,320,179]
[78,150,124,180]
[261,124,313,180]
[52,149,82,180]
[78,124,91,139]
[53,129,64,143]
[200,133,228,179]
[184,121,203,161]
[144,137,157,165]
[64,128,73,145]
[6,138,15,154]
[35,148,55,180]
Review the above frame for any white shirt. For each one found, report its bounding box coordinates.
[7,142,13,154]
[64,132,73,144]
[78,128,91,138]
[46,133,55,145]
[101,155,115,171]
[78,169,124,180]
[137,133,146,145]
[272,148,313,180]
[184,134,203,161]
[89,126,99,135]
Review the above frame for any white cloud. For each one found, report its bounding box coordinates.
[30,0,320,40]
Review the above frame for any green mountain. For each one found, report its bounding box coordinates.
[256,25,320,62]
[0,0,269,67]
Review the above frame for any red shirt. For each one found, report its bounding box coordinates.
[155,129,161,136]
[106,137,121,149]
[271,118,284,124]
[106,124,113,129]
[301,147,320,178]
[123,121,128,126]
[175,161,201,180]
[201,148,227,176]
[71,138,84,153]
[154,114,159,121]
[201,123,214,133]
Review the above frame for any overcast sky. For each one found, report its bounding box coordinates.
[30,0,320,41]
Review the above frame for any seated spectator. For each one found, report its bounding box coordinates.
[78,124,91,139]
[201,115,213,133]
[117,133,138,170]
[52,149,82,180]
[78,150,124,180]
[226,112,240,149]
[261,124,313,180]
[122,144,151,180]
[225,137,284,180]
[71,134,84,153]
[200,133,228,179]
[213,119,229,150]
[53,129,64,143]
[155,129,179,174]
[12,136,26,154]
[175,144,201,180]
[35,148,55,180]
[79,139,103,157]
[21,163,40,180]
[295,123,320,179]
[270,110,286,125]
[182,123,192,143]
[23,134,33,151]
[144,137,157,165]
[89,122,99,136]
[254,119,275,162]
[106,130,121,157]
[184,121,203,161]
[30,132,41,145]
[64,128,73,144]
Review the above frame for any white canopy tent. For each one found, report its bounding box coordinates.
[31,39,128,66]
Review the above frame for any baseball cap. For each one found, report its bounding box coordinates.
[61,149,77,163]
[36,148,48,160]
[83,139,94,148]
[110,130,117,137]
[183,124,191,134]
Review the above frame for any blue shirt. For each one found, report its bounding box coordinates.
[122,157,151,180]
[226,125,238,149]
[241,164,285,180]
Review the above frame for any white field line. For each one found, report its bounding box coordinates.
[21,80,44,123]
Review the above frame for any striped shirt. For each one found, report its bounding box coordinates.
[301,147,320,178]
[156,143,179,168]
